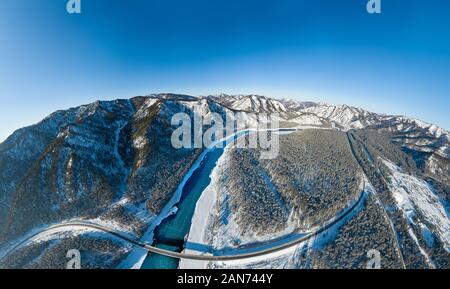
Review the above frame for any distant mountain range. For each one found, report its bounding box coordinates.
[214,94,449,179]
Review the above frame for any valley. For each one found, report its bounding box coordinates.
[0,94,448,269]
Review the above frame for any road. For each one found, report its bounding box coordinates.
[1,189,366,263]
[346,132,406,269]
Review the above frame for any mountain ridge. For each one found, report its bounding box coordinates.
[2,93,448,147]
[0,93,448,269]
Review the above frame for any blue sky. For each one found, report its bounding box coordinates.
[1,0,449,141]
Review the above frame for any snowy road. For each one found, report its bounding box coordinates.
[0,189,367,263]
[346,133,407,269]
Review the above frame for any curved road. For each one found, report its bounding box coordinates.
[1,190,366,263]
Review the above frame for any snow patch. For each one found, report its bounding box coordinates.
[383,159,450,252]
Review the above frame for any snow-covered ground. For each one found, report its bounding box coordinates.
[382,159,450,252]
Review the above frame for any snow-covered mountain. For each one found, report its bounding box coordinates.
[0,93,448,269]
[214,94,449,183]
[209,94,287,114]
[212,94,448,138]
